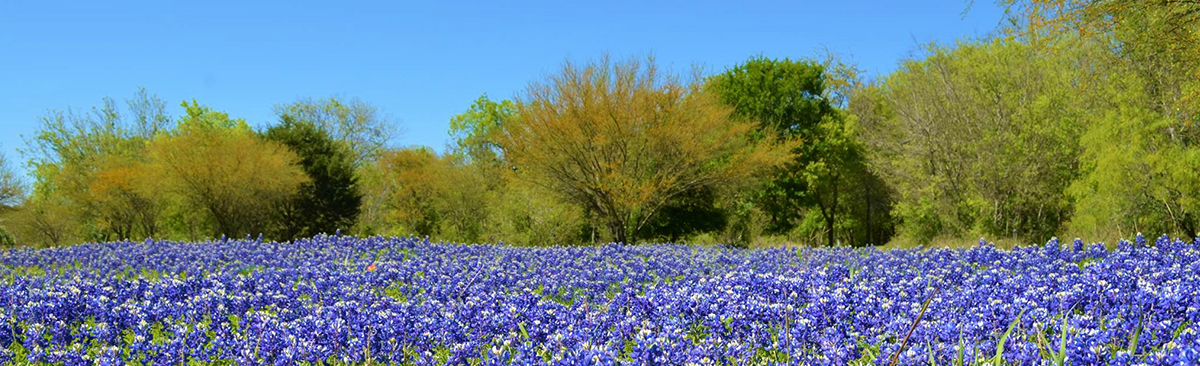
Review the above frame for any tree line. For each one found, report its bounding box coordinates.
[0,0,1196,247]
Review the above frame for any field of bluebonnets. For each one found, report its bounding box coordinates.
[2,234,1200,365]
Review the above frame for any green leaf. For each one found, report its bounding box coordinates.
[994,308,1026,364]
[1056,314,1068,366]
[1128,315,1143,355]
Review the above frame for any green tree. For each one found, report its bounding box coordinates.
[262,116,363,240]
[0,227,13,248]
[502,55,795,244]
[639,186,728,243]
[448,94,517,168]
[708,56,871,246]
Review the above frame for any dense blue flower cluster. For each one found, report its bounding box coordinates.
[2,234,1199,365]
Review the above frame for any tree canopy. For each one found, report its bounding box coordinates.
[262,117,362,240]
[501,55,796,244]
[7,2,1197,248]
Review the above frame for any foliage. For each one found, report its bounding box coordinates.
[349,162,392,237]
[375,147,490,242]
[0,152,19,245]
[8,6,1197,248]
[20,90,168,241]
[262,116,363,240]
[1066,67,1200,237]
[0,147,22,209]
[707,58,833,238]
[707,56,889,246]
[1000,0,1199,132]
[853,39,1085,244]
[998,0,1200,239]
[502,55,795,244]
[145,101,308,238]
[4,194,75,247]
[0,225,13,248]
[639,186,728,243]
[274,96,396,166]
[448,94,517,168]
[481,174,588,246]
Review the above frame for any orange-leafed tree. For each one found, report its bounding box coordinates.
[147,101,308,239]
[501,55,798,244]
[85,153,159,239]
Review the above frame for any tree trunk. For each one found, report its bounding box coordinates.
[608,217,629,245]
[864,182,873,246]
[825,212,836,246]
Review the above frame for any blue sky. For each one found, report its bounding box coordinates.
[0,0,1005,181]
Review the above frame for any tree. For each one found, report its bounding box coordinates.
[0,227,13,248]
[482,174,587,246]
[147,101,308,238]
[0,147,22,209]
[999,0,1198,124]
[999,0,1200,239]
[0,147,23,248]
[5,195,74,247]
[853,39,1086,243]
[501,55,795,244]
[445,94,586,245]
[375,147,489,242]
[85,153,158,239]
[275,96,396,166]
[448,94,517,168]
[1067,78,1199,238]
[23,90,169,241]
[262,116,362,240]
[639,185,728,243]
[707,56,865,246]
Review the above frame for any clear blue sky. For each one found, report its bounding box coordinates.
[0,0,1004,182]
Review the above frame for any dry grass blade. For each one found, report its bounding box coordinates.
[888,287,940,366]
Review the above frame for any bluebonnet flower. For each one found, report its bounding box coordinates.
[0,234,1197,364]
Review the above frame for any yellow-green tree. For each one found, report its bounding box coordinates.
[1001,0,1200,238]
[854,39,1087,243]
[374,147,490,242]
[22,90,168,242]
[4,195,73,247]
[481,175,587,246]
[501,55,796,244]
[444,95,587,246]
[147,101,308,239]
